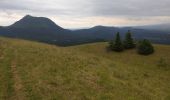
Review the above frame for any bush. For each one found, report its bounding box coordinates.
[123,30,136,49]
[110,32,124,52]
[137,39,154,55]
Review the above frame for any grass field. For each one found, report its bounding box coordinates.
[0,37,170,100]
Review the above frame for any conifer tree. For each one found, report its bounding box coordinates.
[110,32,124,52]
[123,30,135,49]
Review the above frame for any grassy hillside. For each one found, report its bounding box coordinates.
[0,37,170,100]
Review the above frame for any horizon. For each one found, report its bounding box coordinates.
[0,0,170,28]
[1,14,170,29]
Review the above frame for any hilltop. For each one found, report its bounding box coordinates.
[0,37,170,100]
[9,15,64,29]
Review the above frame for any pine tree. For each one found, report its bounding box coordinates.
[110,32,124,52]
[123,30,135,49]
[137,39,154,55]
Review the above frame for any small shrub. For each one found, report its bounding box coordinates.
[157,58,168,68]
[137,39,154,55]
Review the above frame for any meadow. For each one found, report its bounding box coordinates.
[0,37,170,100]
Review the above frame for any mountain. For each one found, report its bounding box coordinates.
[0,15,76,46]
[134,23,170,32]
[74,26,170,44]
[0,15,170,46]
[9,15,63,30]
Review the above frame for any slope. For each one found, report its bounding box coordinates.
[0,37,170,100]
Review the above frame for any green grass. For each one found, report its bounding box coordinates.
[0,39,15,100]
[0,37,170,100]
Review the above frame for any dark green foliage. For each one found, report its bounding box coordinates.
[123,30,136,49]
[109,32,154,55]
[137,39,154,55]
[110,32,124,52]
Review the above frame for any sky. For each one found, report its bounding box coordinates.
[0,0,170,28]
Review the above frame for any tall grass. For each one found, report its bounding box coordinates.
[0,37,170,100]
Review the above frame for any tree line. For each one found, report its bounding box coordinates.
[109,31,154,55]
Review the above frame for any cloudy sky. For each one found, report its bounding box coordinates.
[0,0,170,28]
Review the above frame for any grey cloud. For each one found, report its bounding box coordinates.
[0,0,170,27]
[92,0,170,17]
[1,0,170,17]
[0,0,94,17]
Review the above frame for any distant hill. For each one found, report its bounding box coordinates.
[134,23,170,32]
[0,15,170,46]
[75,26,170,44]
[0,37,170,100]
